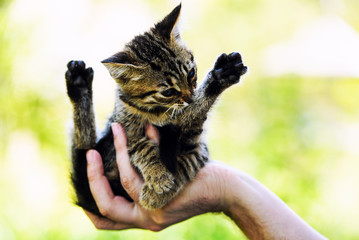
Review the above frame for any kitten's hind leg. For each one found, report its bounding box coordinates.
[129,137,175,195]
[139,143,208,209]
[140,184,179,209]
[66,60,96,148]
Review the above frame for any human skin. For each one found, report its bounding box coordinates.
[84,123,327,239]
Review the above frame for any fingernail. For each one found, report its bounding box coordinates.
[145,122,152,132]
[111,122,119,137]
[145,123,160,145]
[86,150,95,165]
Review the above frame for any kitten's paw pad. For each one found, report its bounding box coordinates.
[65,60,94,101]
[140,185,172,209]
[145,171,175,194]
[213,52,247,84]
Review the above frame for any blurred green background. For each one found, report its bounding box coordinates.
[1,0,359,239]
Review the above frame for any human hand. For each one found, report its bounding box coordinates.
[85,123,226,231]
[84,123,326,239]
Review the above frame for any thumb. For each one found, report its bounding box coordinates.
[111,123,144,201]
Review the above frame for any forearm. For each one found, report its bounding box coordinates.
[219,165,327,240]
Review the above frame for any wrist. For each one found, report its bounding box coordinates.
[201,161,235,213]
[216,164,240,215]
[216,164,255,221]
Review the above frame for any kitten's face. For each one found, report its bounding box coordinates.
[103,4,197,116]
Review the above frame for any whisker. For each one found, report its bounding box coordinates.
[170,104,180,119]
[161,102,187,120]
[171,106,176,119]
[171,103,186,119]
[161,104,176,118]
[162,103,179,119]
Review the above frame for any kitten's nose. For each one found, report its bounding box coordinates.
[182,91,193,104]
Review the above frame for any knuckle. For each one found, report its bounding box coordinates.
[151,213,166,226]
[87,170,97,184]
[121,176,138,198]
[121,173,141,201]
[98,204,111,218]
[121,176,131,190]
[93,223,106,230]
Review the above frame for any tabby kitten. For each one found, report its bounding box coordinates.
[66,4,247,215]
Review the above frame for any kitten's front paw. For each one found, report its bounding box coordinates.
[65,60,94,102]
[145,169,175,194]
[214,52,247,78]
[206,52,247,96]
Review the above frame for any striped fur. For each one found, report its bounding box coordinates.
[66,4,247,214]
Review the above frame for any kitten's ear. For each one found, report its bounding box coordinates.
[102,52,145,82]
[154,3,182,41]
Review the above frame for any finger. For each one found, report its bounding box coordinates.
[86,150,138,224]
[87,150,115,204]
[145,123,159,145]
[84,210,134,230]
[111,123,144,201]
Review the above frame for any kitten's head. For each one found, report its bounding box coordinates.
[102,4,197,118]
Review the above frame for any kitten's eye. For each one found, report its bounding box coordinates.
[161,89,177,97]
[187,68,195,82]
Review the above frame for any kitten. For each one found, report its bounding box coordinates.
[65,4,247,215]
